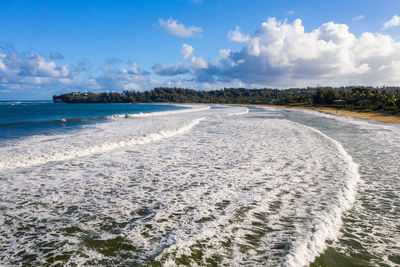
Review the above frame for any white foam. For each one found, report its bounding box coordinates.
[138,118,362,266]
[105,105,210,119]
[225,107,249,116]
[282,121,361,266]
[1,105,395,266]
[0,117,205,171]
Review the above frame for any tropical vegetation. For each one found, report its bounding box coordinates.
[53,87,400,112]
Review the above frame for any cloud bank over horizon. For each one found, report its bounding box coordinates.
[0,50,153,98]
[155,17,400,88]
[2,15,400,99]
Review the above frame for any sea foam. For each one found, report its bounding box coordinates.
[282,121,360,266]
[0,117,205,171]
[1,105,390,267]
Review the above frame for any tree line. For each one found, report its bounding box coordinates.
[53,86,400,111]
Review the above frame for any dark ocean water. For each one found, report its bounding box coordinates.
[0,101,184,142]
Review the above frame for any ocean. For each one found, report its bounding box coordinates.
[0,103,398,266]
[0,101,186,142]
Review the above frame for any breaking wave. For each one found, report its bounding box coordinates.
[0,117,205,171]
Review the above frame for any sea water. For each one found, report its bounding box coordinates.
[0,104,398,266]
[0,101,186,142]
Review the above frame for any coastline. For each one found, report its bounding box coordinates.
[227,104,400,124]
[158,102,400,124]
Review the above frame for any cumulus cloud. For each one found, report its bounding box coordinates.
[152,43,208,77]
[0,51,84,99]
[190,56,208,69]
[4,16,400,98]
[159,18,203,38]
[0,51,71,86]
[155,18,400,87]
[228,26,250,43]
[352,15,365,21]
[152,55,208,77]
[181,44,194,59]
[384,14,400,29]
[96,60,151,90]
[0,50,153,98]
[219,18,400,85]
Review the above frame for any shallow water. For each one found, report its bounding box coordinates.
[0,105,398,266]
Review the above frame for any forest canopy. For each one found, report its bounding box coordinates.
[53,87,400,112]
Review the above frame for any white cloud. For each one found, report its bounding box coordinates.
[159,18,203,38]
[352,15,365,21]
[218,49,231,59]
[0,51,73,90]
[154,17,400,87]
[181,44,194,59]
[224,18,400,86]
[96,60,150,90]
[228,26,250,43]
[384,14,400,29]
[190,56,208,69]
[152,55,208,77]
[5,16,400,98]
[0,50,153,97]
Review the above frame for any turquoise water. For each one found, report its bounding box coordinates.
[0,101,184,141]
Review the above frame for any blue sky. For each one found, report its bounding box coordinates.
[1,0,400,99]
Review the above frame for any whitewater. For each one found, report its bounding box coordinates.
[0,105,399,266]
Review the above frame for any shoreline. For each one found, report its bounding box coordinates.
[233,104,400,124]
[160,102,400,124]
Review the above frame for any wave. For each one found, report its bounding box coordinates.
[0,117,205,171]
[0,116,105,128]
[224,107,249,116]
[283,121,360,267]
[0,101,52,105]
[105,106,210,119]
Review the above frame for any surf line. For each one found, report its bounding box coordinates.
[282,119,361,267]
[225,107,249,117]
[106,106,211,119]
[0,117,206,171]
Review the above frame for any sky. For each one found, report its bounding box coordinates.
[1,0,400,99]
